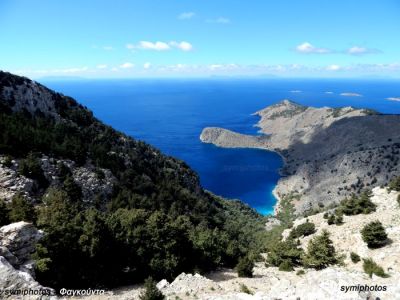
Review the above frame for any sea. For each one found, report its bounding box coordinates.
[41,78,400,215]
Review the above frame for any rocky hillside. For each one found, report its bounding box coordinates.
[201,100,400,214]
[0,71,268,293]
[74,186,400,300]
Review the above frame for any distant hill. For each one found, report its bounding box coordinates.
[201,99,400,215]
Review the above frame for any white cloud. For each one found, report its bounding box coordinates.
[296,42,331,54]
[170,41,193,51]
[102,46,114,51]
[126,41,193,52]
[143,62,151,69]
[347,46,380,55]
[326,64,341,71]
[386,97,400,102]
[139,41,170,51]
[206,17,231,24]
[96,64,108,69]
[178,12,195,20]
[120,62,134,69]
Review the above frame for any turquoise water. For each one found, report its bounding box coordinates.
[42,78,400,214]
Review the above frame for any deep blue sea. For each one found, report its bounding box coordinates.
[41,78,400,215]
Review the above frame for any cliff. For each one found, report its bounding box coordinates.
[200,100,400,214]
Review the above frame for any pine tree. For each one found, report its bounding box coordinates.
[139,277,165,300]
[361,221,388,248]
[302,230,339,269]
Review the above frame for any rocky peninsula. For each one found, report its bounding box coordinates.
[201,100,400,214]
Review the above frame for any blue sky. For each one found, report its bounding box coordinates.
[1,0,399,78]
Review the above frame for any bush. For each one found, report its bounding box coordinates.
[296,269,305,276]
[279,259,294,272]
[139,277,165,300]
[0,199,10,226]
[361,221,388,248]
[62,176,82,202]
[362,258,389,278]
[8,194,36,224]
[267,238,303,268]
[327,214,335,225]
[339,191,376,215]
[397,194,400,208]
[350,252,360,263]
[236,256,254,278]
[239,283,253,295]
[388,176,400,192]
[2,155,13,168]
[334,212,343,225]
[18,153,48,189]
[302,230,340,270]
[289,221,315,239]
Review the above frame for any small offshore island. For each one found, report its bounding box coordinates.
[201,100,400,215]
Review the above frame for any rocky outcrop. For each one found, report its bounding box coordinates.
[0,222,43,274]
[200,100,400,214]
[0,155,116,205]
[0,158,34,202]
[0,256,55,299]
[0,222,55,299]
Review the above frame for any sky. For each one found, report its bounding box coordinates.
[1,0,400,78]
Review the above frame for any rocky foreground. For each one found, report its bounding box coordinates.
[70,187,400,300]
[201,100,400,214]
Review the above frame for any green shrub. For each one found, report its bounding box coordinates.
[62,176,82,202]
[327,214,335,225]
[18,153,48,189]
[362,258,389,278]
[139,277,165,300]
[388,176,400,192]
[361,221,388,248]
[0,199,10,226]
[397,194,400,207]
[267,238,303,268]
[289,221,316,239]
[2,155,13,168]
[8,194,36,224]
[323,212,329,219]
[239,283,253,295]
[296,269,305,276]
[334,212,343,225]
[236,256,254,278]
[279,259,294,272]
[339,191,376,215]
[350,252,360,263]
[302,230,340,270]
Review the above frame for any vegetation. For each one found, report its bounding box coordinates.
[279,259,294,272]
[236,256,254,278]
[8,194,36,224]
[326,210,343,225]
[361,221,388,249]
[302,230,341,270]
[267,237,303,270]
[0,72,269,289]
[388,176,400,192]
[362,258,389,278]
[350,252,361,263]
[139,277,165,300]
[239,283,253,295]
[276,194,297,228]
[296,269,305,276]
[338,191,376,215]
[0,199,10,226]
[288,220,315,239]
